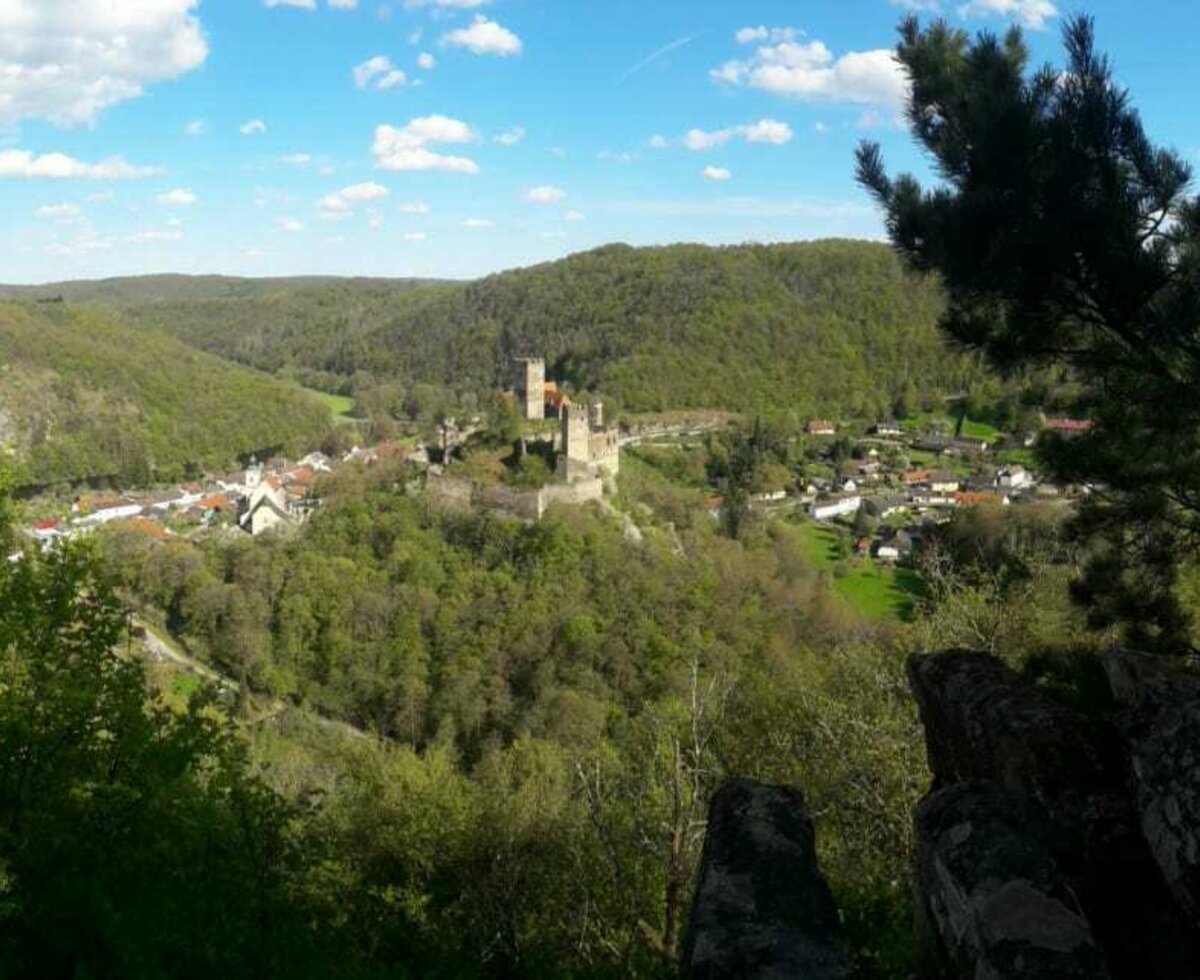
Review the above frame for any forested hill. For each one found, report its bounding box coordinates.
[7,241,972,419]
[0,302,332,486]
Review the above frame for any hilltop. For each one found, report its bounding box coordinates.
[0,301,333,486]
[5,241,975,421]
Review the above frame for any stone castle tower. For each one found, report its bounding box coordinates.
[515,357,545,421]
[558,401,620,483]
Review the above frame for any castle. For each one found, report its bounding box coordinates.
[514,357,620,483]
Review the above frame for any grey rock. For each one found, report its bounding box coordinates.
[915,781,1111,979]
[681,778,851,980]
[909,649,1198,980]
[1104,649,1200,926]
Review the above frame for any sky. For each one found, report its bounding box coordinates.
[1,0,1198,283]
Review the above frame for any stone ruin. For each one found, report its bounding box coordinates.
[681,649,1200,979]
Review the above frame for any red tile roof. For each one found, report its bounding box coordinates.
[1044,418,1094,432]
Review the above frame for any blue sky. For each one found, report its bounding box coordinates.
[1,0,1197,283]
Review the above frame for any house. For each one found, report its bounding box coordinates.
[239,480,294,536]
[929,472,961,494]
[752,489,789,503]
[901,468,934,486]
[1042,418,1094,437]
[806,420,836,436]
[811,494,861,522]
[998,465,1032,490]
[298,451,332,472]
[954,490,1010,508]
[872,420,903,437]
[864,495,909,519]
[949,437,991,454]
[874,542,901,562]
[840,478,859,493]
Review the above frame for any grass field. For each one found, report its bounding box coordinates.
[304,388,356,418]
[794,520,922,621]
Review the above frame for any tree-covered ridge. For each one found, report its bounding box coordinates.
[29,241,976,419]
[0,302,332,486]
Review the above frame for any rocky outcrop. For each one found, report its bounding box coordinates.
[915,780,1110,979]
[684,650,1200,980]
[1103,649,1200,923]
[909,650,1198,980]
[680,779,851,980]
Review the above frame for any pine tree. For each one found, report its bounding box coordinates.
[857,15,1200,652]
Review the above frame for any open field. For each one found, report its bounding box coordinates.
[794,520,922,621]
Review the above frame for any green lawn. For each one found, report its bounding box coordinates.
[794,520,922,621]
[961,418,1002,441]
[304,388,356,418]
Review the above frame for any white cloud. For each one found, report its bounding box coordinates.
[493,126,526,146]
[46,230,114,256]
[702,166,732,181]
[540,230,566,239]
[85,191,115,203]
[0,0,207,127]
[813,121,829,134]
[958,0,1058,29]
[318,180,389,218]
[462,218,493,228]
[417,52,436,70]
[240,119,267,135]
[550,146,567,158]
[403,231,428,243]
[265,0,315,7]
[36,202,81,221]
[0,149,161,180]
[354,55,408,90]
[329,0,358,7]
[647,134,668,149]
[564,210,584,222]
[280,153,313,166]
[682,119,793,151]
[278,217,306,232]
[367,209,384,229]
[735,26,799,44]
[524,185,565,204]
[127,227,183,244]
[156,187,197,206]
[397,200,430,213]
[442,16,522,57]
[711,35,908,110]
[372,116,480,173]
[184,119,206,137]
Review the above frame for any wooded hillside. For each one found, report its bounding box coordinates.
[0,302,332,486]
[7,241,974,420]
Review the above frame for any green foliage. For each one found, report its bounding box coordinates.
[0,545,363,979]
[0,302,331,486]
[92,465,925,977]
[23,242,977,420]
[858,15,1200,651]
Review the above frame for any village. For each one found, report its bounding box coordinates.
[19,353,1095,579]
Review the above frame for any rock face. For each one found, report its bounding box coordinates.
[909,650,1199,980]
[915,780,1110,979]
[1103,650,1200,923]
[680,778,851,980]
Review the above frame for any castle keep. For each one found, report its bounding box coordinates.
[515,357,545,421]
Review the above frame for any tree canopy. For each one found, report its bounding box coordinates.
[857,15,1200,650]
